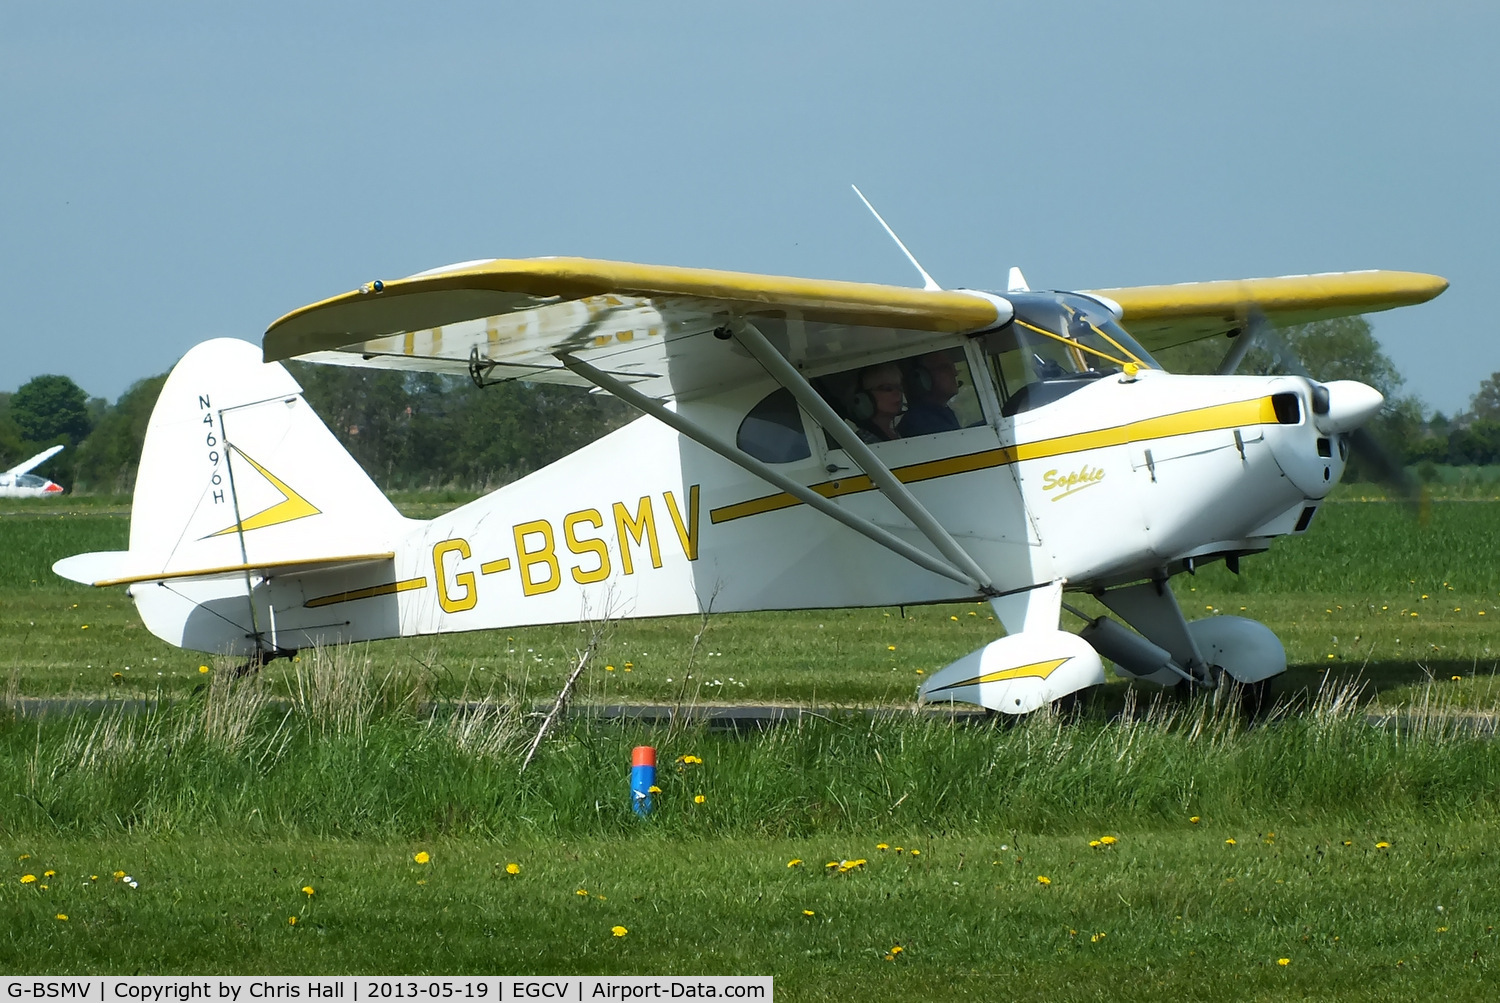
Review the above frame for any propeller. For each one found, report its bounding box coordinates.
[1224,309,1426,515]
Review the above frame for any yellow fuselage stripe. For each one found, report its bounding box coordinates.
[710,396,1279,525]
[304,576,428,609]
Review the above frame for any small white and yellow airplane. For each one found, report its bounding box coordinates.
[55,242,1446,712]
[1,445,65,498]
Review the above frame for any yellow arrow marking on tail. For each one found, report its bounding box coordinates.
[929,657,1071,692]
[206,447,321,537]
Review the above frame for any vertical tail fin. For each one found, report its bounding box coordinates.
[55,338,412,654]
[128,338,407,565]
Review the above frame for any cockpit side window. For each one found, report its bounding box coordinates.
[809,346,984,446]
[984,293,1161,416]
[736,387,812,463]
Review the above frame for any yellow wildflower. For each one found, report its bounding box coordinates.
[876,843,889,850]
[1090,932,1105,943]
[1277,958,1290,966]
[648,785,661,793]
[1036,875,1051,885]
[787,859,803,868]
[413,851,431,864]
[677,755,703,765]
[288,916,297,926]
[1099,836,1117,846]
[576,889,589,896]
[17,854,29,861]
[112,871,124,879]
[1089,840,1102,848]
[887,645,896,651]
[55,914,68,921]
[605,665,616,672]
[1376,841,1391,849]
[802,909,815,916]
[20,875,35,884]
[44,870,55,877]
[909,849,920,857]
[506,863,521,875]
[612,926,628,937]
[198,665,209,674]
[949,615,958,621]
[694,794,706,804]
[1189,816,1200,824]
[1225,838,1237,846]
[302,886,315,896]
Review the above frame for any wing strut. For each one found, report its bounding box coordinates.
[730,320,997,594]
[558,354,985,591]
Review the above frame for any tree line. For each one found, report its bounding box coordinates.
[1,316,1495,494]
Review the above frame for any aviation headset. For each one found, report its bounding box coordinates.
[851,360,935,421]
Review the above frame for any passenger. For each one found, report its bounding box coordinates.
[898,351,963,436]
[852,362,905,443]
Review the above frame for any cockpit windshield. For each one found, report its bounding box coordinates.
[985,292,1162,416]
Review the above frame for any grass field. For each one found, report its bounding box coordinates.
[3,496,1500,997]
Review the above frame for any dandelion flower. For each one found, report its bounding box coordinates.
[1225,838,1237,846]
[694,794,705,804]
[1036,875,1051,885]
[648,785,661,794]
[605,665,616,672]
[888,945,904,956]
[576,889,589,896]
[876,843,889,850]
[1452,675,1463,682]
[413,851,431,864]
[949,615,958,621]
[802,910,815,916]
[55,914,68,921]
[1099,836,1117,846]
[44,870,55,877]
[288,917,297,926]
[1277,958,1290,966]
[909,849,920,857]
[506,863,521,875]
[302,886,315,896]
[787,859,803,868]
[1376,841,1391,849]
[887,645,896,651]
[612,925,628,937]
[825,861,839,869]
[89,875,97,882]
[1089,840,1102,848]
[17,854,29,861]
[21,874,36,884]
[1189,816,1201,824]
[199,665,209,674]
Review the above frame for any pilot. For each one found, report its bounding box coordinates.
[852,362,905,442]
[898,351,963,437]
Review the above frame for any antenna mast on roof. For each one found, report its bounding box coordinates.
[850,185,942,291]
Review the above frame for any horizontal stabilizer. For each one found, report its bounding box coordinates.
[52,550,395,588]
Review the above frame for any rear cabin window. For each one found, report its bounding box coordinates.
[736,388,811,463]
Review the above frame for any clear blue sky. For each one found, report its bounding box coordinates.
[3,1,1493,415]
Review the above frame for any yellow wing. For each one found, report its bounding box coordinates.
[1085,270,1449,352]
[262,257,1446,398]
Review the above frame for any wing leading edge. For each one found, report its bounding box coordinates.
[262,257,1447,395]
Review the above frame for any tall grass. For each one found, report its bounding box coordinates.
[5,656,1498,841]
